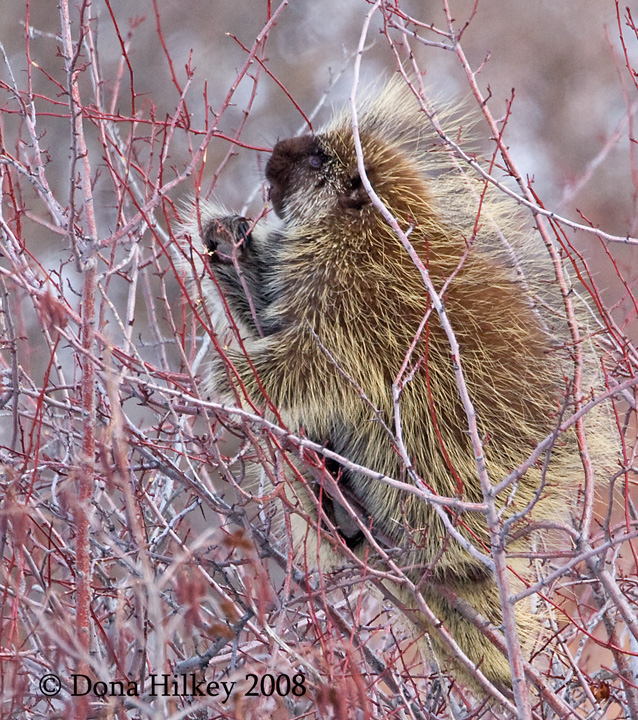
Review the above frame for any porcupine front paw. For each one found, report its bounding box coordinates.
[203,215,252,265]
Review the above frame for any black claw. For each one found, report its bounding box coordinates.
[234,218,252,249]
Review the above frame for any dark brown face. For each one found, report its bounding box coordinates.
[265,135,330,217]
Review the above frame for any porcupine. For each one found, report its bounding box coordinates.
[179,78,609,688]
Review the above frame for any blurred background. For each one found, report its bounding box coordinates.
[2,0,636,333]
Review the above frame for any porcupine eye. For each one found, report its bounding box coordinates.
[308,154,324,170]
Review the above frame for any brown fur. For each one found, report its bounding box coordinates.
[179,80,610,688]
